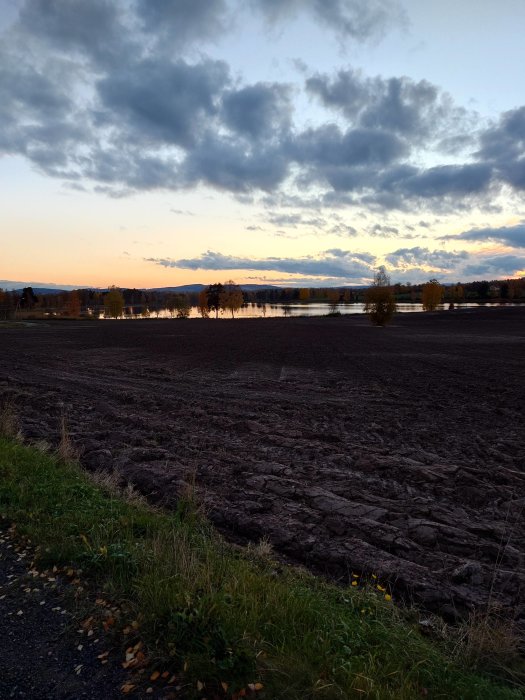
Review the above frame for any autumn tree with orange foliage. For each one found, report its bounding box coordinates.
[104,286,124,318]
[198,289,210,318]
[421,279,444,311]
[66,290,81,317]
[219,280,244,318]
[364,267,396,326]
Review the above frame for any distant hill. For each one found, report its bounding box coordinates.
[4,282,282,295]
[149,284,280,293]
[15,287,70,295]
[148,285,205,293]
[1,280,87,293]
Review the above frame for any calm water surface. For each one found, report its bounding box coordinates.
[121,302,500,319]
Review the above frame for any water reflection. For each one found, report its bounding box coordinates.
[119,302,492,319]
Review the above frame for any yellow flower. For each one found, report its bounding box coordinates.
[351,580,358,587]
[377,584,385,592]
[384,594,392,602]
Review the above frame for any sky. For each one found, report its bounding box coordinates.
[1,0,525,290]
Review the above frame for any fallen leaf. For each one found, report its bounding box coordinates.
[103,617,115,631]
[161,671,169,679]
[121,683,135,694]
[150,671,160,681]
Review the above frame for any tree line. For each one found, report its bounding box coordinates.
[1,275,523,321]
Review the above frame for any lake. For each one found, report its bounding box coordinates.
[119,301,504,319]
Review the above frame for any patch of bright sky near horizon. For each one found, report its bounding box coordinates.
[1,0,525,289]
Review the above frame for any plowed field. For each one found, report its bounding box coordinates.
[1,307,524,628]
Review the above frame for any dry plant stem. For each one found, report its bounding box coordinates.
[87,468,151,509]
[0,401,21,440]
[57,414,77,463]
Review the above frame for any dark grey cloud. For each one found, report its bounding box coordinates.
[147,248,376,279]
[440,224,525,248]
[0,47,89,170]
[306,69,470,142]
[477,106,525,189]
[463,254,525,277]
[134,0,227,45]
[368,224,399,236]
[250,0,405,41]
[289,124,408,168]
[0,0,522,217]
[97,58,230,148]
[329,223,358,237]
[396,163,493,199]
[18,0,130,67]
[266,213,327,229]
[385,247,468,269]
[222,83,292,140]
[181,135,289,192]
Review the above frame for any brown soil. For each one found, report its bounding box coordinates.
[1,307,524,629]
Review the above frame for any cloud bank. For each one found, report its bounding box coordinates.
[0,0,523,219]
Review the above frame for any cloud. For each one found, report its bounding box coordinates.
[181,135,289,192]
[222,83,292,140]
[440,223,525,248]
[97,58,230,148]
[385,247,468,270]
[266,213,327,229]
[395,163,493,199]
[134,0,228,46]
[249,0,406,41]
[306,69,471,143]
[329,223,358,237]
[289,124,408,169]
[368,224,399,236]
[146,248,376,279]
[463,254,525,277]
[0,0,523,218]
[18,0,131,68]
[477,106,525,189]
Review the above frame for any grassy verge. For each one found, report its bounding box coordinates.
[0,437,522,699]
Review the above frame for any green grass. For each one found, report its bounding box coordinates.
[0,437,522,699]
